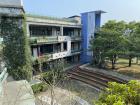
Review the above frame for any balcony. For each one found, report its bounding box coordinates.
[71,36,82,41]
[32,53,53,62]
[30,36,58,45]
[71,49,81,55]
[32,50,71,62]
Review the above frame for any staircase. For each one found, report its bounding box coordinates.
[67,67,128,90]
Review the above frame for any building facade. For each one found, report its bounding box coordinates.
[26,15,82,70]
[26,11,104,70]
[81,11,105,63]
[0,0,105,70]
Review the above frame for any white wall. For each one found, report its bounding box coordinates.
[52,36,71,59]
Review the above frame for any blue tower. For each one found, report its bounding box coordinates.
[81,10,106,63]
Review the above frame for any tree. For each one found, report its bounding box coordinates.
[90,20,128,69]
[95,80,140,105]
[1,15,32,81]
[91,20,140,68]
[41,59,66,105]
[33,55,49,74]
[102,20,126,33]
[90,28,126,69]
[125,22,140,67]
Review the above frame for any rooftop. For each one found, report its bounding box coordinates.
[81,10,106,14]
[26,14,79,23]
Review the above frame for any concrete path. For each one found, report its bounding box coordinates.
[0,80,35,105]
[80,64,136,81]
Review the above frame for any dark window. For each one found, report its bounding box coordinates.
[29,25,53,37]
[40,44,53,54]
[64,42,67,51]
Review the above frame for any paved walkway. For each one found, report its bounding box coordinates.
[0,80,35,105]
[80,64,136,81]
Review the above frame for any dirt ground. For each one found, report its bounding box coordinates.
[107,59,140,80]
[35,80,101,105]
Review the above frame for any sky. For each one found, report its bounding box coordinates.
[23,0,140,25]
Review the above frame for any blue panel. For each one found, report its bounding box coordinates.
[81,13,88,63]
[81,12,102,64]
[95,14,101,27]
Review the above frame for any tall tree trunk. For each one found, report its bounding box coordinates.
[111,55,116,69]
[50,85,54,105]
[129,57,132,67]
[114,55,117,65]
[136,57,139,64]
[112,59,115,69]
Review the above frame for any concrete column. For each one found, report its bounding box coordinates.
[26,23,30,37]
[60,26,63,36]
[52,27,56,36]
[61,43,64,52]
[74,29,78,37]
[38,46,40,56]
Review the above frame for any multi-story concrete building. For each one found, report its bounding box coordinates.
[0,0,105,70]
[26,11,105,70]
[0,0,105,103]
[26,15,82,69]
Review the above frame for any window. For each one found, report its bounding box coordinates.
[64,42,67,51]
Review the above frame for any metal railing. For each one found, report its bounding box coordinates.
[30,36,58,44]
[32,53,53,62]
[71,49,81,53]
[71,36,82,40]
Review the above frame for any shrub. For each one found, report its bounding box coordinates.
[1,15,32,81]
[95,80,140,105]
[31,83,48,94]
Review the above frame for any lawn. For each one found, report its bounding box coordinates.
[107,58,140,80]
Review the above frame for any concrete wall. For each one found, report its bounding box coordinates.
[26,17,82,27]
[0,0,23,7]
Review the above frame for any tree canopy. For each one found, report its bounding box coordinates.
[90,20,140,69]
[95,80,140,105]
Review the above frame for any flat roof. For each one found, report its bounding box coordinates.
[81,10,106,14]
[68,15,81,18]
[26,14,78,23]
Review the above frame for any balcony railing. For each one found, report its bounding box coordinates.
[71,49,81,53]
[30,36,58,44]
[32,53,53,62]
[71,36,82,41]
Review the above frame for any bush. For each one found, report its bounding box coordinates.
[42,71,54,84]
[31,83,48,94]
[1,15,32,81]
[95,80,140,105]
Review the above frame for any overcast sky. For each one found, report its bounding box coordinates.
[23,0,140,25]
